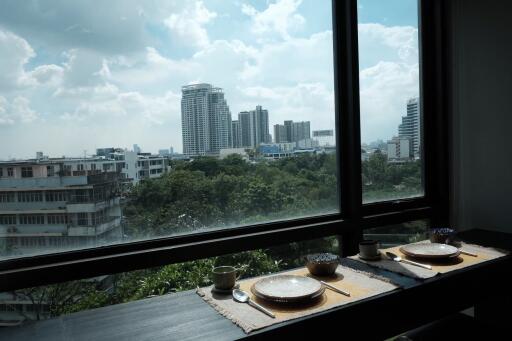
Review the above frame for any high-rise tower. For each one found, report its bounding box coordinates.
[181,84,232,156]
[398,97,421,157]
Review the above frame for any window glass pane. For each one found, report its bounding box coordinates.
[0,236,338,326]
[358,0,423,203]
[0,0,337,259]
[364,220,429,247]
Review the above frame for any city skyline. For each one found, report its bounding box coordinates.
[0,0,419,159]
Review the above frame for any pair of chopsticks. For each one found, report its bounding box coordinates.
[320,280,350,297]
[460,249,478,257]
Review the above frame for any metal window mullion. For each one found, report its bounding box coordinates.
[333,0,363,256]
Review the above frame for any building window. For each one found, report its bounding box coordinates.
[0,215,16,225]
[91,164,96,171]
[47,165,55,177]
[0,168,2,177]
[47,214,68,225]
[21,167,33,178]
[19,214,45,225]
[7,168,14,177]
[18,191,43,202]
[77,164,84,171]
[77,213,89,226]
[0,192,15,203]
[45,191,67,202]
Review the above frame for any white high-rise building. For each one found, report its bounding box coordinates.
[399,97,421,157]
[181,84,232,156]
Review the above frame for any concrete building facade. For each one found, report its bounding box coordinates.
[0,160,123,259]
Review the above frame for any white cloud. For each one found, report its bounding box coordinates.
[0,96,40,125]
[60,86,181,127]
[359,61,419,143]
[242,0,305,40]
[0,29,36,90]
[29,64,65,86]
[164,1,217,48]
[358,23,419,66]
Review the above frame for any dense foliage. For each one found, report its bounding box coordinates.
[362,150,422,202]
[123,153,339,238]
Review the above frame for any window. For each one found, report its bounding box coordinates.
[47,214,68,225]
[21,167,33,178]
[77,213,89,226]
[45,191,67,202]
[7,168,14,177]
[0,192,15,203]
[47,165,55,177]
[358,0,423,203]
[0,0,447,312]
[0,168,2,177]
[0,215,16,225]
[18,191,43,202]
[62,165,72,176]
[19,215,45,225]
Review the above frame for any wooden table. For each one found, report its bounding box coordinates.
[1,229,510,340]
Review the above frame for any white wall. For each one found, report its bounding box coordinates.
[448,0,512,232]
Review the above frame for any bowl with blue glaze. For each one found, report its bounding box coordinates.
[429,227,455,244]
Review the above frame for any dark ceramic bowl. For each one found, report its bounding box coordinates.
[429,228,455,244]
[306,253,339,276]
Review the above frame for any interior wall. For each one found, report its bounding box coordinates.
[448,0,512,232]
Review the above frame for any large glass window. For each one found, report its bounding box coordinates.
[0,0,338,259]
[358,0,423,203]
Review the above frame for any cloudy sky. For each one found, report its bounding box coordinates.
[0,0,419,159]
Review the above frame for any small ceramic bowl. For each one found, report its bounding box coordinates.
[306,253,339,276]
[429,228,455,244]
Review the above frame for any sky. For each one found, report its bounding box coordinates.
[0,0,419,159]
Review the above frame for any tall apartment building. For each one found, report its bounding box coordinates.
[237,111,252,148]
[232,106,270,149]
[0,160,123,259]
[250,106,270,147]
[273,124,287,144]
[231,120,241,149]
[292,121,311,143]
[181,84,232,156]
[398,97,421,157]
[274,120,311,144]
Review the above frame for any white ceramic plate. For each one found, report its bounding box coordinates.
[251,275,324,303]
[400,243,461,259]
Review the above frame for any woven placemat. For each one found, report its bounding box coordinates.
[196,265,397,334]
[349,241,509,280]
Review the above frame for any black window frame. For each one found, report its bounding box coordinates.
[21,167,33,178]
[0,0,448,292]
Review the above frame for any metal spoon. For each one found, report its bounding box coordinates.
[385,251,432,270]
[232,289,275,318]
